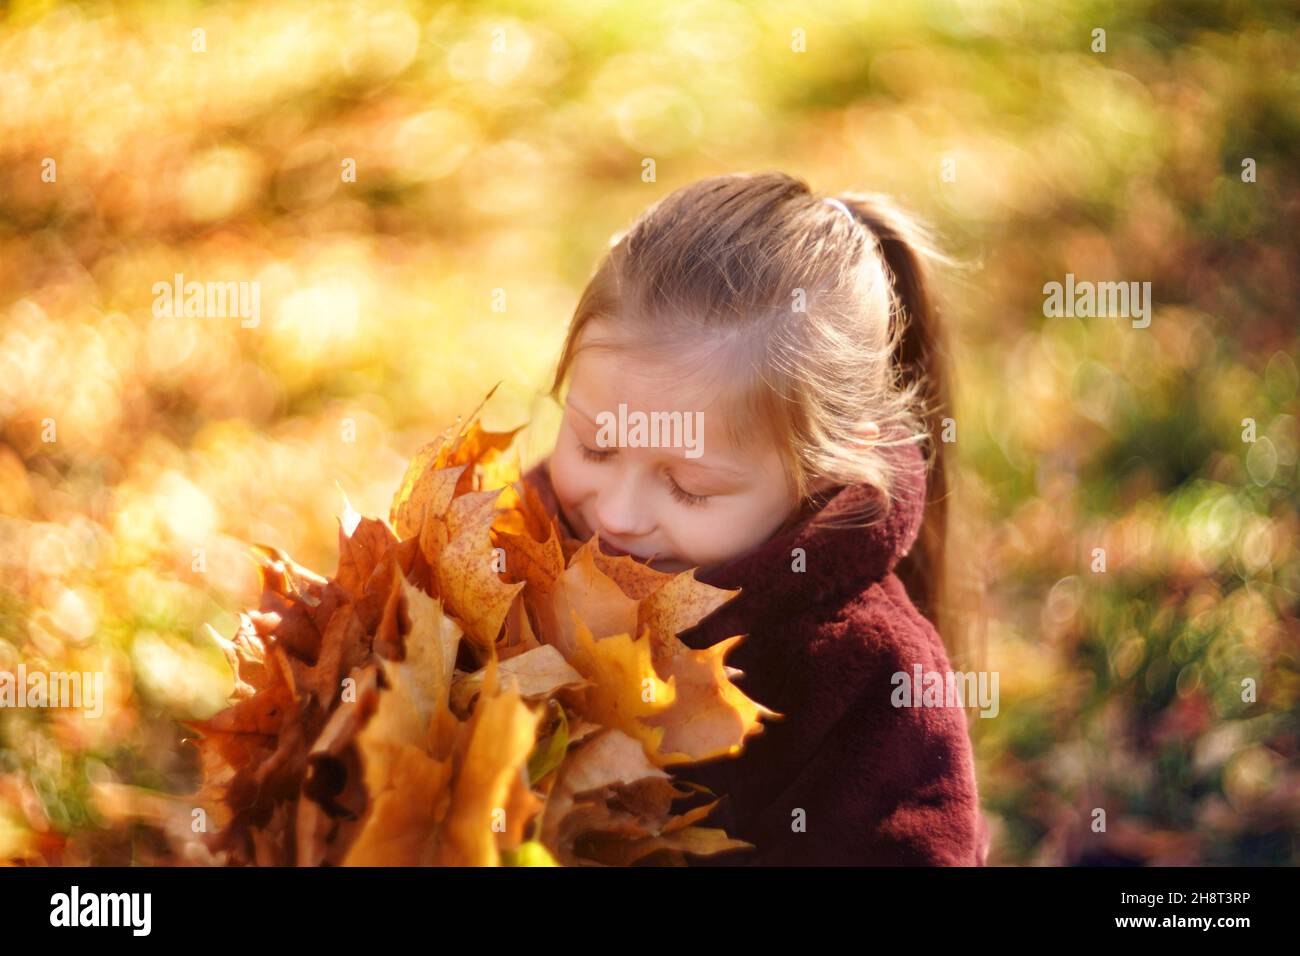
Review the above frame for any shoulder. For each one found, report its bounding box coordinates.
[799,573,953,702]
[750,572,958,758]
[803,579,985,864]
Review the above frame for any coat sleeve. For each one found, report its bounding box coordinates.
[737,674,987,866]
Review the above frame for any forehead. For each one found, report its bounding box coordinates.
[566,334,758,462]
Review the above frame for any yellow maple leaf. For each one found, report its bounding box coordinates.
[434,658,542,865]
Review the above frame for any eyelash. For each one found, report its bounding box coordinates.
[577,442,615,463]
[668,481,710,508]
[577,442,710,507]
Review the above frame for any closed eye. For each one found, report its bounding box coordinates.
[667,479,709,507]
[577,441,615,463]
[577,441,711,507]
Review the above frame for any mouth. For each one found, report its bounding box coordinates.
[598,537,693,574]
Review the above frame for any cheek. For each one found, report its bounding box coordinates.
[660,502,736,552]
[549,443,596,507]
[674,497,782,561]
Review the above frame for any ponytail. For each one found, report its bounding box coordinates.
[837,194,954,653]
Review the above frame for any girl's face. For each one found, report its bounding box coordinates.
[548,330,801,576]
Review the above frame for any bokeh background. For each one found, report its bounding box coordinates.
[1,0,1296,865]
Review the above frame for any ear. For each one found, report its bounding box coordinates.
[848,420,881,446]
[807,421,881,495]
[808,475,839,495]
[800,426,883,502]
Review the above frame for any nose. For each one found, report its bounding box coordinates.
[592,473,654,538]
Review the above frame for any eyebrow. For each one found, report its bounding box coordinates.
[565,398,749,479]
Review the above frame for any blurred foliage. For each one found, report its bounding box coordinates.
[0,0,1296,865]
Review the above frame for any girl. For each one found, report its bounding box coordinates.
[521,171,989,866]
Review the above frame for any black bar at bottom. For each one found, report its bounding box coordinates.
[0,865,1281,942]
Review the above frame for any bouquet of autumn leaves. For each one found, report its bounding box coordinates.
[180,388,776,866]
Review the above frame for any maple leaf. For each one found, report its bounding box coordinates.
[503,533,779,766]
[567,617,678,759]
[450,644,587,715]
[433,658,542,865]
[433,486,526,651]
[389,381,523,539]
[535,726,749,866]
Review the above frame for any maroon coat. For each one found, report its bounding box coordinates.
[520,441,989,866]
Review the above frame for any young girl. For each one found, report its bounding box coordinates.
[521,171,989,866]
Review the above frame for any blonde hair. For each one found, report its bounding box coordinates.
[545,171,955,645]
